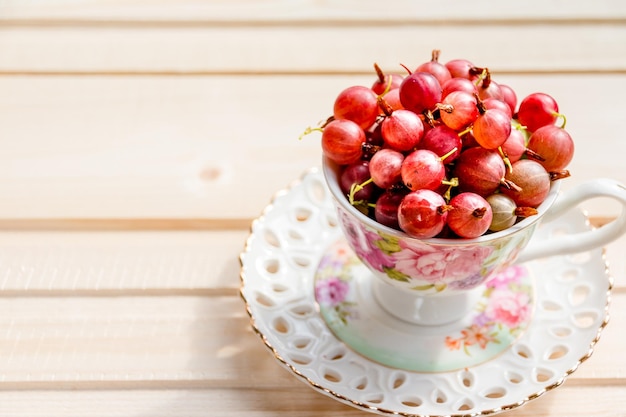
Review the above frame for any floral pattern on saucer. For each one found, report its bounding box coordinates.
[444,265,532,355]
[314,239,534,371]
[314,243,359,325]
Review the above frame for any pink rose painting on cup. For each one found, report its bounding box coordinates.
[393,240,493,287]
[338,208,532,293]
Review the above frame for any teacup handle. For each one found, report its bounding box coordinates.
[516,178,626,264]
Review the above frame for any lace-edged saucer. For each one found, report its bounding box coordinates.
[240,168,611,417]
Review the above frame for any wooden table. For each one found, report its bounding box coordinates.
[0,1,625,416]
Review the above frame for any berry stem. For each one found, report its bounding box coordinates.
[472,207,487,219]
[441,177,459,201]
[399,63,413,75]
[457,126,473,137]
[361,142,381,160]
[348,178,374,206]
[514,123,528,132]
[469,66,485,77]
[298,115,335,140]
[472,67,489,87]
[525,148,546,162]
[423,110,437,128]
[481,68,492,88]
[514,207,539,217]
[320,115,335,128]
[380,74,393,97]
[435,103,454,114]
[437,204,454,215]
[374,62,385,84]
[550,170,571,181]
[554,112,567,129]
[440,147,458,162]
[441,177,459,187]
[474,93,487,115]
[298,126,323,140]
[500,178,522,192]
[498,146,513,174]
[377,96,394,117]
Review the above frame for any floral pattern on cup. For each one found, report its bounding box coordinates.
[337,205,535,294]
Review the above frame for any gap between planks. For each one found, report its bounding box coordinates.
[0,218,253,231]
[0,217,612,231]
[0,283,623,298]
[2,17,626,28]
[0,375,624,391]
[1,69,626,77]
[0,287,239,298]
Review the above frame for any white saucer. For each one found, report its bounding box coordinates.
[240,168,611,417]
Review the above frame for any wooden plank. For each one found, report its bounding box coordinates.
[0,75,624,220]
[0,230,623,292]
[0,231,248,293]
[0,296,286,385]
[0,294,624,385]
[0,385,624,417]
[1,0,625,22]
[0,25,625,74]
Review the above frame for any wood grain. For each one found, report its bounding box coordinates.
[0,230,623,292]
[0,386,624,417]
[1,0,625,22]
[0,294,623,385]
[1,25,625,74]
[0,75,624,220]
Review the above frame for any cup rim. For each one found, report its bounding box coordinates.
[322,156,562,245]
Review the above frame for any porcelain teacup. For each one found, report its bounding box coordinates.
[322,157,626,325]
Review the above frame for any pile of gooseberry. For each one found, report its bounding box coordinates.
[304,50,574,239]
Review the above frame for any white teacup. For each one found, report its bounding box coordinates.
[323,157,626,325]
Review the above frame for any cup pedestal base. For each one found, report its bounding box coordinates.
[314,239,535,373]
[372,278,484,327]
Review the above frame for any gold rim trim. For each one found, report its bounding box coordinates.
[238,167,614,417]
